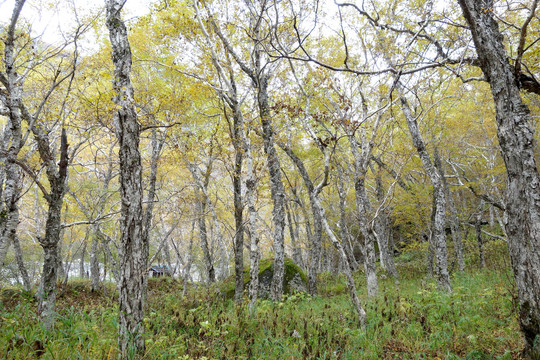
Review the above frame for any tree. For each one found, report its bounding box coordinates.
[397,85,452,292]
[204,0,288,300]
[105,0,146,355]
[456,0,540,355]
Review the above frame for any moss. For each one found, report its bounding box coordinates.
[220,258,307,299]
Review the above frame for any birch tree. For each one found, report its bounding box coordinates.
[105,0,146,355]
[205,0,287,300]
[456,1,540,354]
[397,86,452,292]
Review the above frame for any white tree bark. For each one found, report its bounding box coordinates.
[398,94,451,292]
[105,0,146,355]
[347,133,379,297]
[433,147,465,273]
[245,131,260,308]
[0,0,25,276]
[457,2,540,353]
[187,162,216,284]
[205,4,286,300]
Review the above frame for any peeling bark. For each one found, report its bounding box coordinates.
[245,131,260,308]
[457,1,540,354]
[347,133,379,297]
[106,0,146,355]
[399,95,451,292]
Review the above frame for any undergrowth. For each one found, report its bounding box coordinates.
[0,253,523,359]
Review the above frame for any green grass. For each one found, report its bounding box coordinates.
[0,255,523,359]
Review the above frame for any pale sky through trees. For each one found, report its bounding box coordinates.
[0,0,152,45]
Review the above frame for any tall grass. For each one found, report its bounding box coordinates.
[0,251,522,359]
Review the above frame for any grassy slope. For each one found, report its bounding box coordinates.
[0,248,523,359]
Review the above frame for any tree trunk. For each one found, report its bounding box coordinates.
[245,131,260,308]
[348,133,378,297]
[206,1,286,300]
[399,95,451,292]
[182,227,195,299]
[13,235,30,291]
[188,165,216,284]
[476,217,485,269]
[434,147,465,272]
[337,165,359,272]
[90,230,100,291]
[277,141,325,296]
[476,202,486,269]
[257,78,286,301]
[0,0,25,271]
[313,195,367,329]
[106,1,146,355]
[374,169,399,280]
[290,203,305,270]
[457,1,540,354]
[79,240,86,278]
[230,100,244,303]
[32,122,69,329]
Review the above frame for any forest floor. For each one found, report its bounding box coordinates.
[0,243,524,359]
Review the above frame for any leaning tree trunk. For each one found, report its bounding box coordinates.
[106,0,146,356]
[399,95,451,292]
[457,1,540,354]
[277,135,367,327]
[278,141,324,295]
[313,196,367,329]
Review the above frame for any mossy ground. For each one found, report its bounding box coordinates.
[0,246,524,359]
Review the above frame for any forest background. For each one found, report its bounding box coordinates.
[0,0,540,358]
